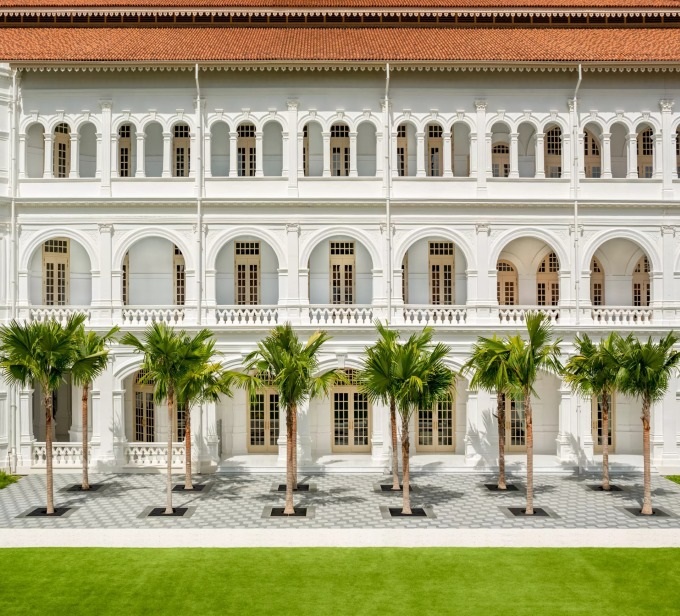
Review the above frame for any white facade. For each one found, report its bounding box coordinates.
[1,65,680,475]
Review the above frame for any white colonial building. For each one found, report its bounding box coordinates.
[0,0,679,475]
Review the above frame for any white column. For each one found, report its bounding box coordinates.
[100,100,111,184]
[443,131,453,178]
[661,226,676,320]
[627,133,638,179]
[322,131,331,177]
[371,400,388,464]
[562,133,571,179]
[287,100,299,195]
[109,135,118,179]
[654,132,664,181]
[189,131,197,179]
[255,130,264,177]
[601,133,612,178]
[43,134,53,178]
[95,133,103,180]
[69,133,79,178]
[296,399,312,467]
[285,223,300,323]
[416,131,425,177]
[484,132,493,177]
[509,132,519,178]
[18,387,34,471]
[229,131,238,177]
[469,132,478,178]
[95,224,113,314]
[534,132,545,179]
[475,100,487,192]
[135,132,145,178]
[349,131,358,177]
[203,131,212,178]
[463,389,481,466]
[282,131,289,179]
[556,381,575,463]
[162,131,172,178]
[576,131,585,180]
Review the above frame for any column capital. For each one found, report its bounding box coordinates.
[475,223,490,235]
[287,99,299,111]
[98,223,114,235]
[99,99,113,111]
[474,99,487,111]
[286,223,300,234]
[660,99,675,113]
[661,225,676,237]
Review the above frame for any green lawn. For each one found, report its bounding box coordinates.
[0,471,19,489]
[1,548,679,615]
[665,475,680,485]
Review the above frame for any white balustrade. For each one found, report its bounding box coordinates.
[123,442,186,467]
[28,306,91,326]
[122,307,185,326]
[309,305,374,326]
[31,442,88,468]
[215,306,279,326]
[403,305,467,325]
[498,306,560,324]
[591,307,653,325]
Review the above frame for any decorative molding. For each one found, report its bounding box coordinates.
[285,223,300,234]
[98,223,113,234]
[287,99,299,111]
[475,223,490,235]
[661,225,676,237]
[660,99,675,113]
[475,100,487,112]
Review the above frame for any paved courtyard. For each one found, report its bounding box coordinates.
[2,471,680,531]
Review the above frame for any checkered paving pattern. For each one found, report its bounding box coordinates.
[2,472,680,529]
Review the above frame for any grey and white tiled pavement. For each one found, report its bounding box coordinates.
[3,472,680,546]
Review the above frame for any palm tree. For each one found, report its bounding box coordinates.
[504,312,562,515]
[615,332,680,515]
[176,346,248,490]
[0,314,86,514]
[70,325,119,491]
[245,323,341,515]
[121,323,214,514]
[393,329,454,515]
[463,335,513,490]
[359,321,431,491]
[563,332,620,491]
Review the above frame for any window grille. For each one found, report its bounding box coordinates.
[174,246,185,306]
[330,241,355,305]
[235,241,260,305]
[43,239,69,305]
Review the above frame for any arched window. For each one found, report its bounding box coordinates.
[235,241,260,305]
[118,124,133,178]
[237,123,256,177]
[122,251,129,306]
[43,238,69,305]
[53,123,71,178]
[537,252,559,306]
[248,372,279,453]
[584,129,601,178]
[429,241,454,305]
[492,143,510,178]
[172,124,190,177]
[331,369,370,453]
[174,245,185,306]
[633,255,650,307]
[544,126,562,178]
[330,123,350,177]
[637,128,653,178]
[134,369,155,442]
[591,257,604,306]
[397,124,408,177]
[497,260,517,306]
[426,124,443,177]
[417,390,455,452]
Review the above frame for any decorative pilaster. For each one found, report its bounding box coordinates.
[509,132,519,178]
[162,131,172,177]
[534,132,545,179]
[660,100,674,195]
[475,100,487,192]
[43,133,53,178]
[415,131,425,177]
[443,130,453,178]
[601,133,612,178]
[228,131,237,177]
[287,100,299,195]
[135,132,145,177]
[349,131,358,177]
[626,133,638,179]
[255,130,264,177]
[322,131,331,177]
[69,133,79,178]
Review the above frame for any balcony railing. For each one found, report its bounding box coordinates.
[309,305,374,326]
[122,307,185,326]
[498,306,560,324]
[591,307,653,325]
[215,305,279,326]
[123,442,186,468]
[31,442,89,468]
[28,306,91,326]
[403,305,467,326]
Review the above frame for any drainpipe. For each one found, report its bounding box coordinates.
[195,64,203,325]
[8,67,18,473]
[384,63,392,325]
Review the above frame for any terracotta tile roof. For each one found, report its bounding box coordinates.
[0,27,679,62]
[3,0,680,10]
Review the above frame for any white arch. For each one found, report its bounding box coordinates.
[113,228,195,271]
[262,113,289,132]
[19,227,98,271]
[45,116,76,134]
[394,227,476,271]
[489,227,569,272]
[206,227,287,271]
[448,116,476,133]
[297,113,324,133]
[580,116,607,134]
[392,115,421,133]
[20,116,48,134]
[166,115,195,133]
[112,355,145,390]
[606,117,634,133]
[73,116,102,134]
[112,116,142,134]
[206,116,231,132]
[581,228,661,274]
[539,116,569,133]
[327,115,356,132]
[299,226,382,270]
[515,117,541,133]
[631,115,661,134]
[138,115,164,133]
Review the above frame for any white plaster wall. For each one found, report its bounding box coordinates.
[308,237,373,304]
[144,122,163,178]
[498,237,555,305]
[612,392,643,454]
[306,121,323,177]
[128,237,174,305]
[593,239,647,305]
[532,373,560,454]
[357,121,376,177]
[28,239,92,305]
[26,124,44,178]
[215,236,279,305]
[452,122,470,177]
[210,121,230,176]
[263,121,283,176]
[79,122,97,178]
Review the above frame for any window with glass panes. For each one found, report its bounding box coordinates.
[397,124,408,176]
[237,123,256,177]
[330,241,355,305]
[633,255,650,307]
[584,130,601,178]
[591,257,604,306]
[173,124,190,177]
[330,124,350,177]
[676,130,680,178]
[134,370,155,442]
[332,369,370,453]
[537,252,559,306]
[492,143,510,177]
[53,123,70,178]
[637,128,654,178]
[235,241,260,305]
[402,254,408,303]
[122,251,129,306]
[43,238,69,306]
[173,245,185,306]
[545,126,562,178]
[429,242,454,305]
[118,124,132,177]
[248,378,280,453]
[500,393,526,451]
[416,391,455,452]
[592,394,614,452]
[426,124,443,177]
[496,260,517,306]
[303,125,309,176]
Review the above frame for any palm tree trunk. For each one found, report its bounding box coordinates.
[401,413,412,515]
[44,390,55,515]
[184,405,193,490]
[601,393,610,491]
[81,382,90,491]
[497,392,507,490]
[284,405,295,515]
[641,396,653,515]
[292,405,298,490]
[390,396,400,490]
[525,393,534,516]
[164,386,175,515]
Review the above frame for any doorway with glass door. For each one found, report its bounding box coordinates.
[248,386,280,453]
[416,392,455,453]
[331,370,371,453]
[501,393,526,453]
[592,395,614,454]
